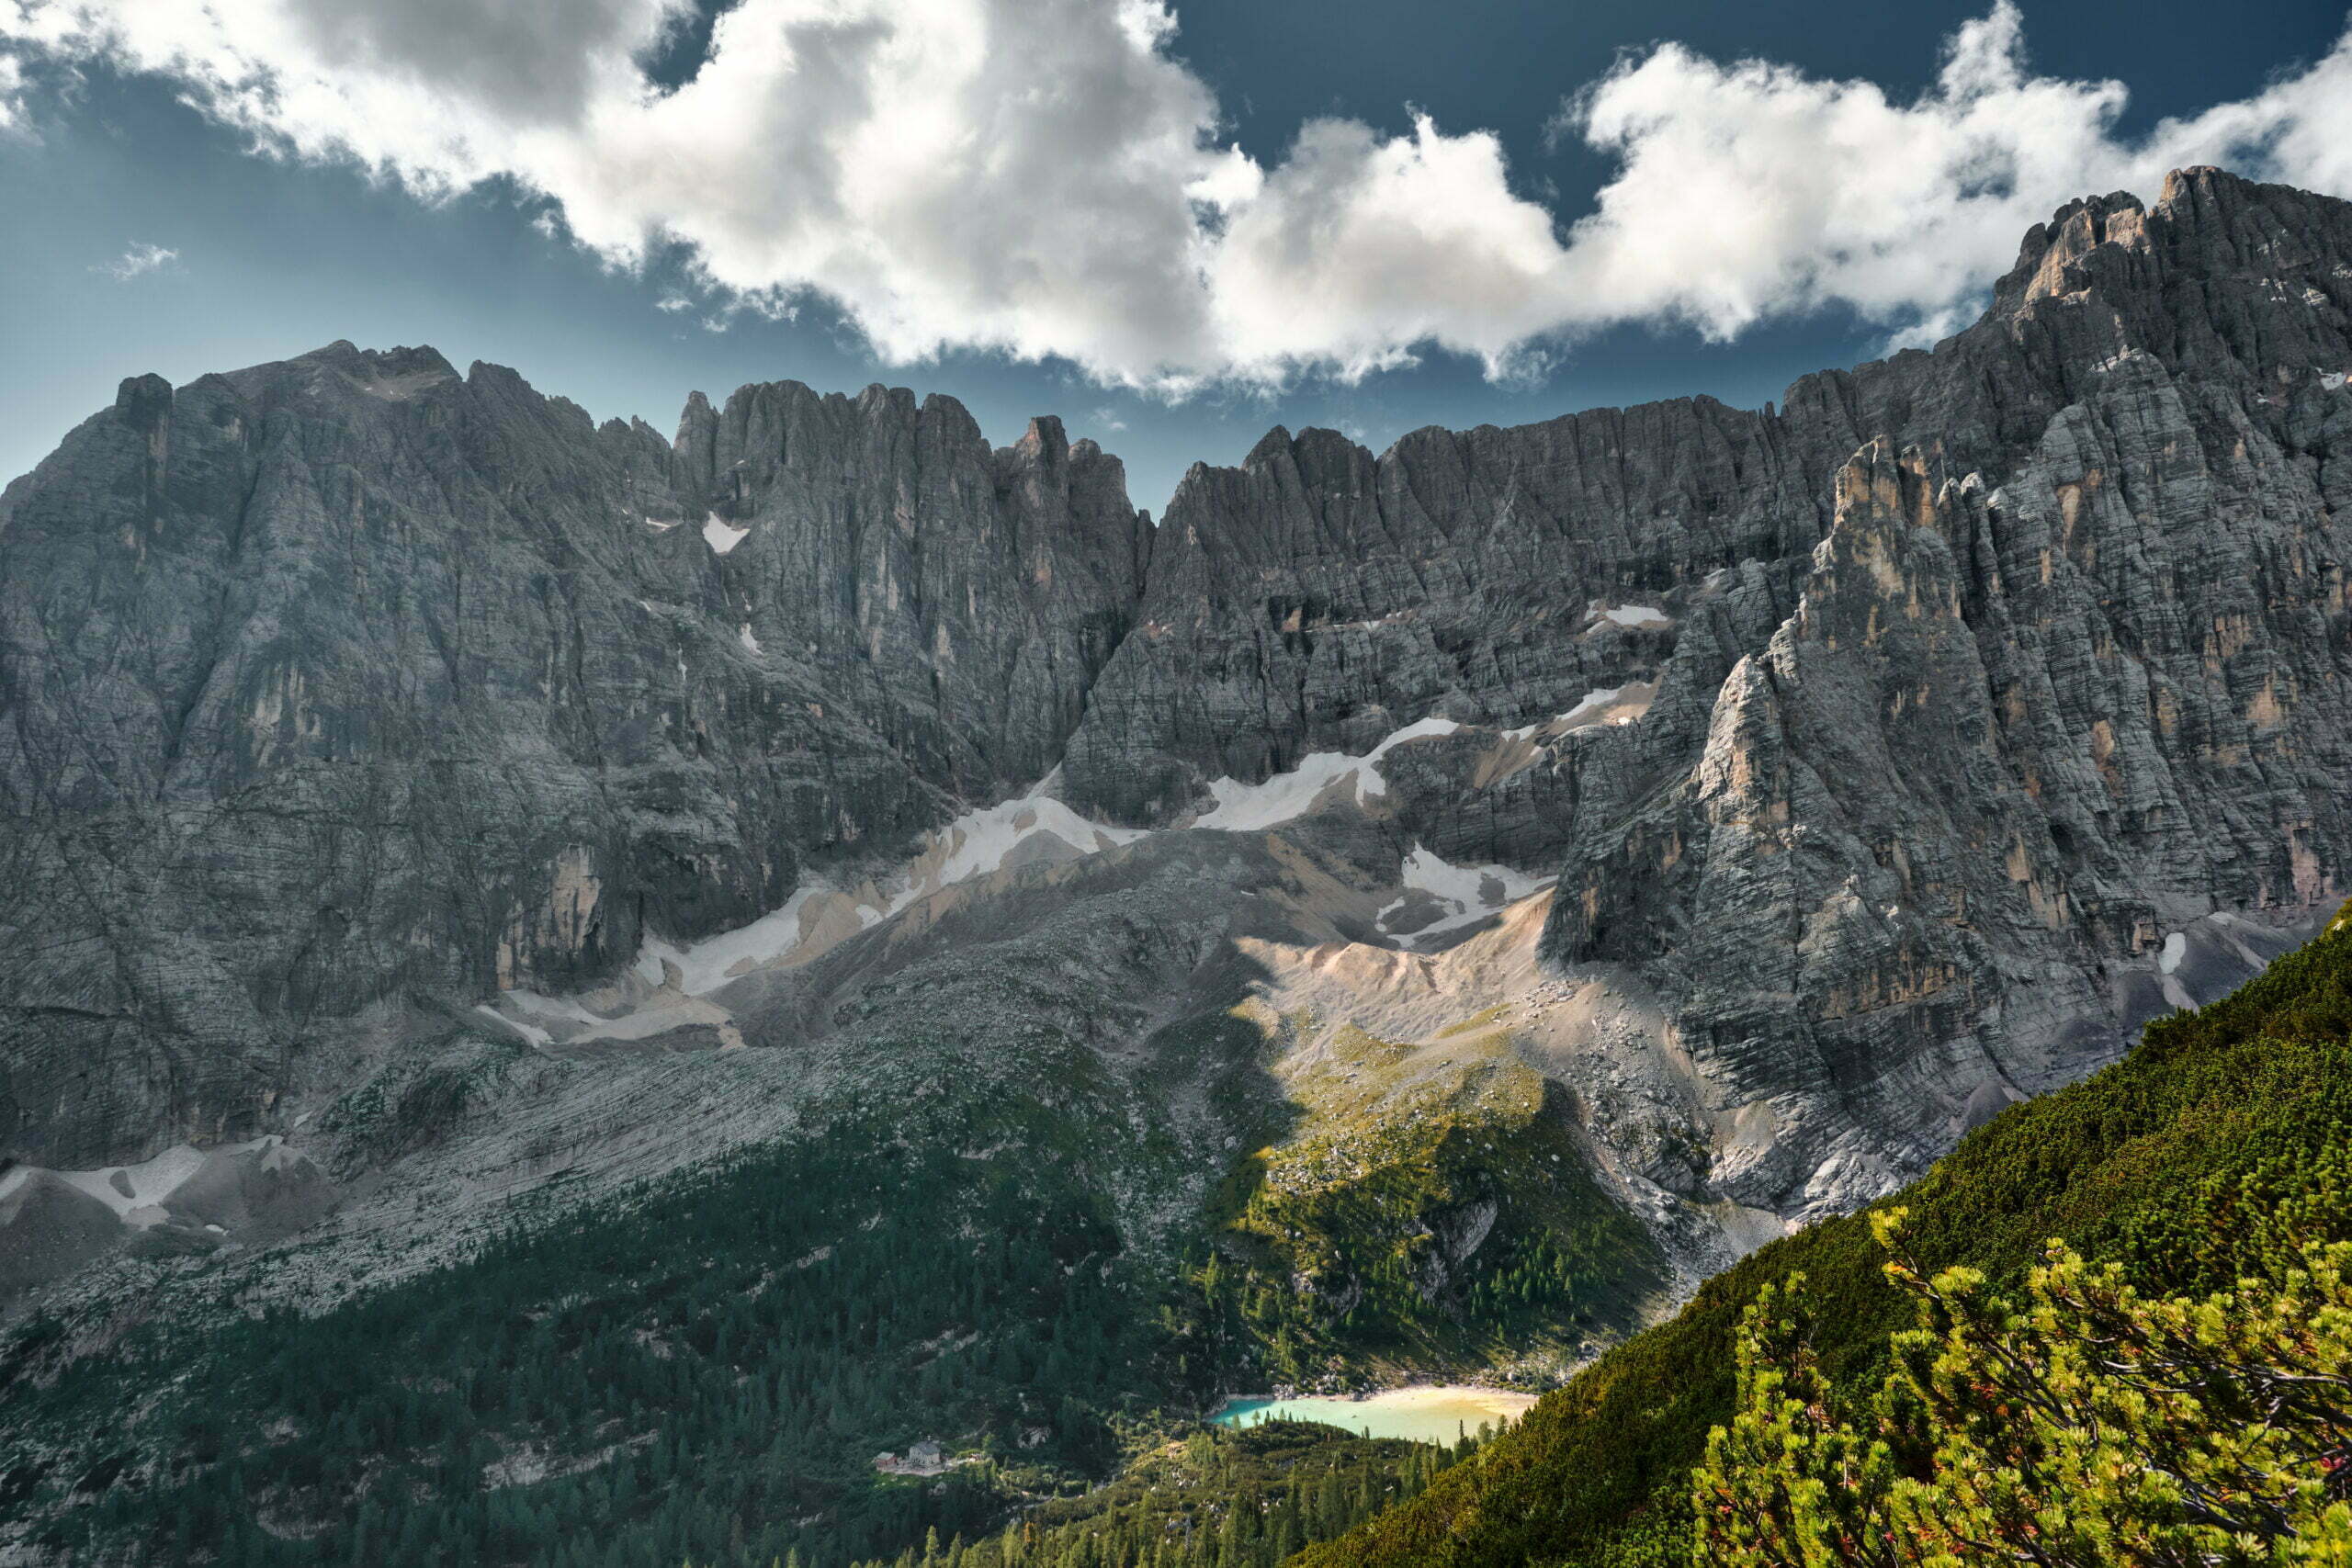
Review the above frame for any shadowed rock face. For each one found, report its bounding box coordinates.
[2,166,2350,1213]
[0,347,1148,1166]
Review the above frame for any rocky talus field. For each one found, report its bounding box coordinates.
[4,165,2352,1565]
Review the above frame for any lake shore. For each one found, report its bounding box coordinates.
[1209,1384,1542,1446]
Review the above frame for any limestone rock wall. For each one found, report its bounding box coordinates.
[5,165,2349,1192]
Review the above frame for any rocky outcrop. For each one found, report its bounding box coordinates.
[672,381,1150,788]
[0,1170,121,1296]
[0,1134,332,1297]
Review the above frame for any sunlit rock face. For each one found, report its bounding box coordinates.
[2,168,2349,1270]
[1066,166,2352,1219]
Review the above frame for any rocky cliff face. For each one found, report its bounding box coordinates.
[2,166,2349,1274]
[1061,165,2352,1217]
[0,347,1146,1167]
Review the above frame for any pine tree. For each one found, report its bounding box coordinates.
[1694,1209,2352,1567]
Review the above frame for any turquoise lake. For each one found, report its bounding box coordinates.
[1209,1385,1539,1446]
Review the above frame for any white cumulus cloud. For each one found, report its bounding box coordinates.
[98,240,178,278]
[1541,5,2352,345]
[3,0,2350,385]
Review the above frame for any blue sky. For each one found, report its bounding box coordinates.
[3,0,2347,515]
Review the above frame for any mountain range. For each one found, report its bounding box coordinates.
[4,164,2352,1565]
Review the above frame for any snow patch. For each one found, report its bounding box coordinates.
[2323,369,2350,392]
[739,624,762,654]
[503,990,613,1028]
[702,513,751,554]
[1376,845,1554,949]
[1589,603,1672,631]
[884,786,1149,915]
[7,1138,278,1223]
[1326,609,1417,632]
[645,884,833,996]
[643,516,678,531]
[1193,716,1462,831]
[2158,931,2187,975]
[1504,683,1657,741]
[1401,846,1549,908]
[57,1145,211,1218]
[636,777,1150,997]
[474,1003,551,1046]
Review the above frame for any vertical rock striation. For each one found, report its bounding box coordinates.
[0,349,1147,1165]
[1059,166,2352,1213]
